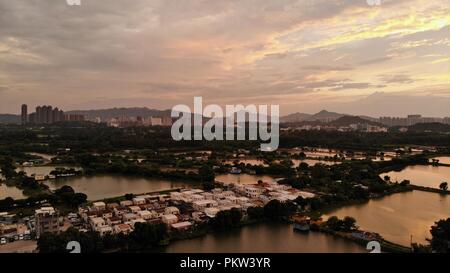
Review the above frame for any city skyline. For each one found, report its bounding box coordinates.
[0,0,449,116]
[6,101,450,119]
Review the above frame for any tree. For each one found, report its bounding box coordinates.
[247,207,264,220]
[212,208,242,229]
[263,200,295,220]
[70,193,88,207]
[37,232,67,253]
[325,216,356,232]
[400,179,410,186]
[439,182,448,191]
[298,152,306,160]
[264,200,283,220]
[311,164,330,179]
[326,216,342,231]
[37,228,104,253]
[342,216,357,232]
[129,222,167,250]
[202,181,215,191]
[294,196,307,210]
[199,165,215,182]
[298,162,309,171]
[124,193,135,200]
[430,218,450,253]
[0,197,15,210]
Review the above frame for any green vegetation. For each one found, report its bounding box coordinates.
[439,182,448,191]
[411,217,450,253]
[1,123,450,253]
[38,222,168,253]
[263,200,296,221]
[430,218,450,253]
[0,185,86,216]
[325,216,357,232]
[211,208,243,230]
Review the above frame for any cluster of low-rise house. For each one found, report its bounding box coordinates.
[0,212,33,245]
[75,181,316,236]
[287,124,388,133]
[1,180,317,245]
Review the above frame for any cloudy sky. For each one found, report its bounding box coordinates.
[0,0,449,116]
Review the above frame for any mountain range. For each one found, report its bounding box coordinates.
[280,110,343,123]
[0,108,371,124]
[66,107,172,120]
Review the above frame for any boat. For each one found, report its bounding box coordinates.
[293,222,310,232]
[230,167,242,174]
[292,215,311,232]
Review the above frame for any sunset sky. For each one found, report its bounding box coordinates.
[0,0,449,116]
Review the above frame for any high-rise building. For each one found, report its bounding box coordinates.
[64,114,85,122]
[162,116,173,126]
[36,106,42,124]
[150,116,163,126]
[28,113,36,124]
[45,105,53,124]
[30,105,67,124]
[21,104,27,125]
[35,207,59,238]
[52,107,64,123]
[407,114,422,126]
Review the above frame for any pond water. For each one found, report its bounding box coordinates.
[161,222,367,253]
[16,166,81,176]
[215,174,278,185]
[324,190,450,246]
[381,165,450,188]
[0,183,26,200]
[43,175,197,201]
[432,156,450,165]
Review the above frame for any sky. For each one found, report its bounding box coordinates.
[0,0,449,117]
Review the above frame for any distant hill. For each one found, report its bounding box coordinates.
[66,107,172,120]
[304,110,344,122]
[406,122,450,133]
[280,112,311,123]
[0,114,20,124]
[280,110,381,124]
[329,115,383,126]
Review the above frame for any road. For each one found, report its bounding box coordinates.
[0,240,37,253]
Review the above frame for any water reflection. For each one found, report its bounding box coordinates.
[44,175,197,201]
[324,191,450,246]
[161,222,366,253]
[215,174,277,185]
[0,183,25,200]
[381,165,450,188]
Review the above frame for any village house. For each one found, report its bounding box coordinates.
[161,214,178,225]
[164,206,180,215]
[107,216,122,226]
[192,200,218,211]
[130,218,147,228]
[204,207,220,218]
[132,197,146,205]
[114,223,132,235]
[128,206,141,213]
[120,200,133,207]
[122,213,139,222]
[89,217,105,230]
[137,210,154,220]
[171,221,193,231]
[92,202,106,211]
